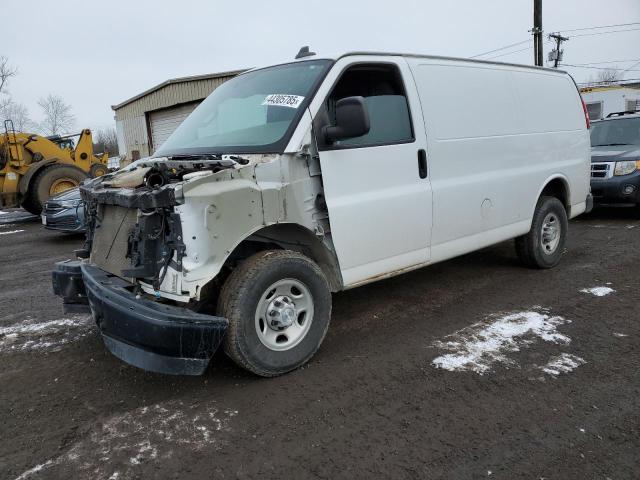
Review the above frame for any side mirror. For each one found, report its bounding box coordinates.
[323,96,370,143]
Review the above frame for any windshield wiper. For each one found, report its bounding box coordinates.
[592,143,632,147]
[167,153,250,166]
[168,154,223,161]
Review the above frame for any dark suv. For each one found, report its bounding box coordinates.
[590,111,640,208]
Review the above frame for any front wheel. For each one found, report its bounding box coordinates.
[218,250,332,377]
[515,196,568,269]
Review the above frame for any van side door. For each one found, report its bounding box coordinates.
[310,57,432,287]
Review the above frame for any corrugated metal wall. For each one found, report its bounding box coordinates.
[114,74,237,159]
[149,102,199,153]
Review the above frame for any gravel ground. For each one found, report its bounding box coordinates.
[0,208,638,480]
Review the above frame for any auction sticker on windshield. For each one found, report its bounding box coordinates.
[263,94,305,108]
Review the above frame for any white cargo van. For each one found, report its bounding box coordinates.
[53,50,592,376]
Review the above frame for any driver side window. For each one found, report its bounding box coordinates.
[321,63,414,148]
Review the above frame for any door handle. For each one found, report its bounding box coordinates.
[417,149,428,179]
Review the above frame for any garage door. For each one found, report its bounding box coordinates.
[149,102,199,153]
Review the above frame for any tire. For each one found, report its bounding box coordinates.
[89,163,109,178]
[24,164,87,215]
[515,196,568,269]
[218,250,332,377]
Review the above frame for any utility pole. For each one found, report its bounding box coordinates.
[532,0,543,66]
[548,32,569,68]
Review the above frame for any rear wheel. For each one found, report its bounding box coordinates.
[515,196,568,269]
[218,250,332,377]
[23,164,87,215]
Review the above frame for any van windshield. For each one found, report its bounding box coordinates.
[590,117,640,146]
[155,60,331,156]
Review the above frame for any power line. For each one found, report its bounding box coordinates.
[486,46,533,60]
[469,39,531,59]
[560,63,640,72]
[569,27,640,38]
[556,22,640,33]
[622,60,640,72]
[469,21,640,61]
[570,59,640,66]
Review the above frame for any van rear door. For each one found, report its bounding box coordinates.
[311,57,432,287]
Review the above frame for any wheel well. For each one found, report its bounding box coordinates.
[540,178,569,211]
[222,224,343,292]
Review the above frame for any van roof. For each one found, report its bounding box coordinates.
[286,51,567,75]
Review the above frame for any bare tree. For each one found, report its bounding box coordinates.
[0,100,36,132]
[0,56,17,113]
[0,56,17,96]
[38,94,75,135]
[94,127,119,155]
[587,68,622,86]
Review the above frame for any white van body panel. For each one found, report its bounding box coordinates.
[405,57,590,264]
[308,56,433,286]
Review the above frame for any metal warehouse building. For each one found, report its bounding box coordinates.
[112,69,245,160]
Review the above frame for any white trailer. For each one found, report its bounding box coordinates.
[581,85,640,120]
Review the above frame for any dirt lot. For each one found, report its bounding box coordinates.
[1,208,639,480]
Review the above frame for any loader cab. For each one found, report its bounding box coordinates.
[47,135,75,150]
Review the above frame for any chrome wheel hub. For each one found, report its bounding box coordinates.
[541,213,561,255]
[266,295,296,330]
[255,279,314,351]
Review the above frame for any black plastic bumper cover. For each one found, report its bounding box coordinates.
[52,260,90,313]
[52,260,228,375]
[591,170,640,205]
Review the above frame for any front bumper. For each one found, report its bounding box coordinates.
[52,260,228,375]
[591,169,640,205]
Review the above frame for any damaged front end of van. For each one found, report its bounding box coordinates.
[52,158,239,375]
[52,58,340,375]
[52,150,336,375]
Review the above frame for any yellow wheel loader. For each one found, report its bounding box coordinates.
[0,120,109,214]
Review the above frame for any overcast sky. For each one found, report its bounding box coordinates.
[4,0,640,132]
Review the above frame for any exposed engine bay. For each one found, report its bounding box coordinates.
[76,156,248,295]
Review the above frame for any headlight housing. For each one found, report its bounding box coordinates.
[614,160,640,176]
[57,200,81,209]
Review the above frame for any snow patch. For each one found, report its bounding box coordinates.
[613,332,628,338]
[541,353,586,376]
[14,401,238,479]
[0,229,24,235]
[14,460,55,480]
[431,310,571,374]
[580,286,615,297]
[0,316,91,354]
